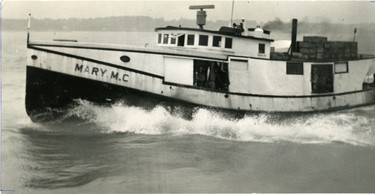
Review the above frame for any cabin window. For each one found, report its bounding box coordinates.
[335,62,348,74]
[171,37,176,45]
[258,43,265,54]
[225,38,232,49]
[199,35,209,46]
[193,60,229,91]
[178,34,185,46]
[158,34,162,44]
[163,34,169,44]
[213,36,222,47]
[187,34,195,45]
[286,62,304,75]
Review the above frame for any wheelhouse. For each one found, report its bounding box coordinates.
[155,26,273,59]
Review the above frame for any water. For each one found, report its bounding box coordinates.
[1,31,375,193]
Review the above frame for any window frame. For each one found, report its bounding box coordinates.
[286,62,304,75]
[187,34,195,46]
[212,36,222,47]
[225,37,233,49]
[258,43,266,54]
[158,33,162,44]
[198,35,209,46]
[170,37,176,45]
[163,34,169,44]
[334,61,349,74]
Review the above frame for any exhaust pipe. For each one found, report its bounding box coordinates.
[291,18,298,53]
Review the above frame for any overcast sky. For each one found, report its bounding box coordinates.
[2,0,375,24]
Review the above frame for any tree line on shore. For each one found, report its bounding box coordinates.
[3,16,374,35]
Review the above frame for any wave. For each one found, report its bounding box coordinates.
[59,100,375,146]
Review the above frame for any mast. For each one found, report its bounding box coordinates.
[27,14,31,46]
[230,0,235,26]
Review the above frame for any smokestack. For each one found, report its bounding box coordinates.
[291,18,298,53]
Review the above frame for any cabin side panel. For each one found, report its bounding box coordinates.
[228,60,250,93]
[250,60,310,95]
[228,59,311,95]
[233,39,270,59]
[334,59,372,93]
[163,57,194,85]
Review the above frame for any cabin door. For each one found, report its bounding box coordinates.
[311,64,333,93]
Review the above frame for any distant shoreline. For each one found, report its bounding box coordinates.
[1,29,156,32]
[3,17,375,33]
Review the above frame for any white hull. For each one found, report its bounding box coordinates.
[26,41,375,114]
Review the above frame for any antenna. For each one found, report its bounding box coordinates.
[189,5,215,29]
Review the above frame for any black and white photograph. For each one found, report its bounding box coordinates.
[1,0,375,193]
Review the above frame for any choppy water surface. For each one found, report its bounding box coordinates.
[2,31,375,193]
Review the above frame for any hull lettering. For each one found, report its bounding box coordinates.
[75,63,129,83]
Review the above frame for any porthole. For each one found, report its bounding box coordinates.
[31,55,38,60]
[120,55,130,62]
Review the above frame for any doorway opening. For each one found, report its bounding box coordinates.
[311,64,333,93]
[193,60,229,91]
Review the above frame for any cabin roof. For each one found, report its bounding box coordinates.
[155,26,274,42]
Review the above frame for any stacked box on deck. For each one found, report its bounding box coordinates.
[295,36,358,60]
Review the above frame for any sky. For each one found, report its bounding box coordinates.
[1,0,375,24]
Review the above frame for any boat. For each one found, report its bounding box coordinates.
[26,5,375,121]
